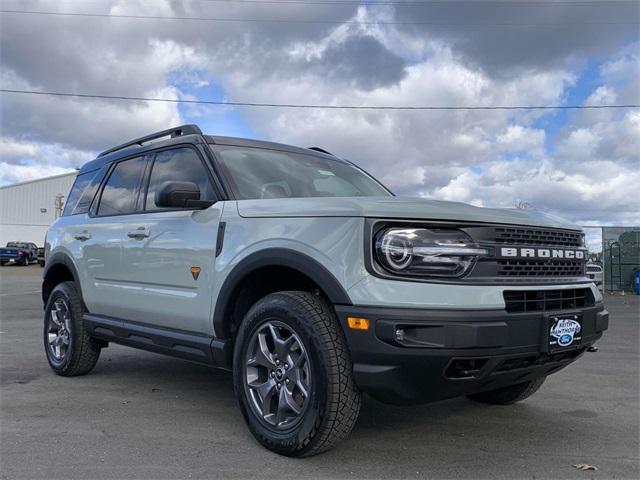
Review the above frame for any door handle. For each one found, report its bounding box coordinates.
[73,230,91,241]
[127,226,150,239]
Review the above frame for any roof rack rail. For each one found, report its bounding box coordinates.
[98,124,203,158]
[307,146,334,156]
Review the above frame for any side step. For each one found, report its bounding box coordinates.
[83,314,231,368]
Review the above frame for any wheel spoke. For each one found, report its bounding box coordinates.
[50,309,62,327]
[296,379,309,400]
[47,333,58,345]
[256,378,277,405]
[282,386,302,415]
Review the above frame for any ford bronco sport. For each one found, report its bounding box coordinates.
[43,125,608,456]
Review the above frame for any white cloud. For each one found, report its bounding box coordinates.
[0,0,637,225]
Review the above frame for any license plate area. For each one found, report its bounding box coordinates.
[545,314,583,353]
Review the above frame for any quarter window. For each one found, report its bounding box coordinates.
[97,156,146,216]
[145,148,215,210]
[62,170,98,216]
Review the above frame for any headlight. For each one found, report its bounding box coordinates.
[374,227,488,278]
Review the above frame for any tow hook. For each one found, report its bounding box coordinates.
[587,346,598,353]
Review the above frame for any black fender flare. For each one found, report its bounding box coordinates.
[42,252,83,306]
[213,248,352,338]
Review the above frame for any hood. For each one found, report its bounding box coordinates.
[236,196,580,230]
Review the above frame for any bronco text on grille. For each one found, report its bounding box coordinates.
[461,225,588,281]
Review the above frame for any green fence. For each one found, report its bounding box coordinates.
[602,227,640,292]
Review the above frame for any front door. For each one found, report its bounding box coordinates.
[118,146,221,334]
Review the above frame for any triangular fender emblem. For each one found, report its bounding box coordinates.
[190,266,201,281]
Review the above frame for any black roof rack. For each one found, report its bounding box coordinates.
[307,147,334,156]
[98,124,203,158]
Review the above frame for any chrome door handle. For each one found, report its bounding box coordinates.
[127,226,150,239]
[73,230,91,241]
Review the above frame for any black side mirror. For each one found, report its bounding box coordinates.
[155,181,214,209]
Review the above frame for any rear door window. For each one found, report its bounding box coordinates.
[97,156,146,216]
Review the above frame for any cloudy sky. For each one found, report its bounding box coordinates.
[1,0,639,243]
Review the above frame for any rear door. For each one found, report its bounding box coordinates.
[118,146,222,334]
[79,155,147,317]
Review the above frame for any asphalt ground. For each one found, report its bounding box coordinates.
[1,264,638,479]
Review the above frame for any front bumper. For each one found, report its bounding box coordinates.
[335,303,608,405]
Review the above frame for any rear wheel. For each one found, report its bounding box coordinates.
[44,281,101,376]
[467,377,546,405]
[233,291,361,457]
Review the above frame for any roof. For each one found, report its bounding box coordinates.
[79,124,339,174]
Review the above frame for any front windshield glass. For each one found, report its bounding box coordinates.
[212,145,392,200]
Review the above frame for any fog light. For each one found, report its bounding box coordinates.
[347,317,370,330]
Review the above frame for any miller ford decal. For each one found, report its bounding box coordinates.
[498,247,587,260]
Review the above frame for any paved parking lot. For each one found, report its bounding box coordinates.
[1,265,638,479]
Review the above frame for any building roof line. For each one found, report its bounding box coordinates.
[0,171,77,190]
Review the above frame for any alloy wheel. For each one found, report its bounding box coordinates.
[47,298,71,362]
[244,320,311,430]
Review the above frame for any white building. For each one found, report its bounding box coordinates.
[0,172,76,247]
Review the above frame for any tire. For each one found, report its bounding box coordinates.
[39,260,45,268]
[0,261,6,266]
[233,291,361,457]
[467,377,546,405]
[43,281,101,376]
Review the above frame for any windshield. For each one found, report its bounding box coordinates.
[212,145,392,200]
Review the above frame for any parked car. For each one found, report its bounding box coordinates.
[586,263,604,290]
[0,242,38,266]
[42,125,609,457]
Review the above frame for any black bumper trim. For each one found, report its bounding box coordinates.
[335,303,606,405]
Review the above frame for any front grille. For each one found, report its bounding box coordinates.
[503,288,595,313]
[498,260,584,277]
[493,227,583,247]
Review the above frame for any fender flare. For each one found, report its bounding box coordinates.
[42,252,83,305]
[213,248,352,338]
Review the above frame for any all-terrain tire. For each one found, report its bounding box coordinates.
[233,291,361,457]
[44,281,101,376]
[467,376,546,405]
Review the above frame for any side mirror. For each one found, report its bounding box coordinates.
[155,181,214,209]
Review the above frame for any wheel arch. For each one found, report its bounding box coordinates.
[42,253,83,307]
[213,248,352,340]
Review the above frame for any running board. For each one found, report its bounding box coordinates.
[83,314,231,368]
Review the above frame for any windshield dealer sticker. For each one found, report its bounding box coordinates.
[550,318,582,348]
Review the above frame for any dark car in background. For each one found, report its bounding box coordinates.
[0,242,38,266]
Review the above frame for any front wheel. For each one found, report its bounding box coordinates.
[233,291,361,457]
[467,376,546,405]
